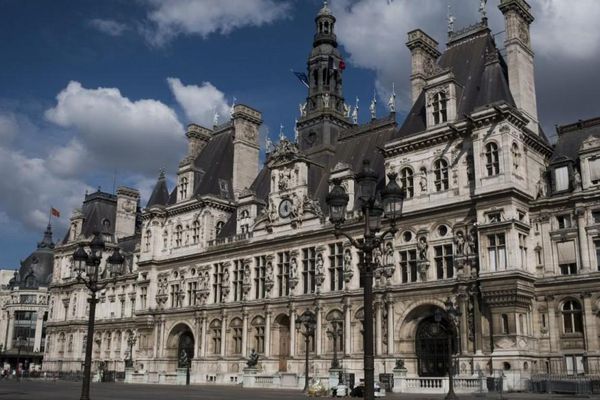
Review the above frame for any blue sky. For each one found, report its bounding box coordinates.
[1,0,599,268]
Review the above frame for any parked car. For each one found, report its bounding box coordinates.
[350,381,386,397]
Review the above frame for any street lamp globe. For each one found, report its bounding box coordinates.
[107,247,125,276]
[381,172,404,221]
[73,244,89,275]
[356,160,378,203]
[326,179,349,225]
[367,196,384,232]
[89,232,106,254]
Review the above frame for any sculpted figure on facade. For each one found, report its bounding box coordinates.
[454,230,466,256]
[343,248,354,282]
[417,236,428,262]
[419,168,428,192]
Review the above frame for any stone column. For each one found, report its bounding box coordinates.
[194,315,201,358]
[315,304,322,356]
[344,303,352,356]
[159,317,166,357]
[546,296,559,352]
[201,314,208,357]
[289,307,296,357]
[582,292,597,351]
[265,310,272,357]
[458,292,469,354]
[472,287,483,354]
[387,300,394,355]
[34,312,44,352]
[6,311,14,350]
[242,310,248,357]
[375,299,383,355]
[577,209,591,272]
[153,318,159,358]
[220,313,228,357]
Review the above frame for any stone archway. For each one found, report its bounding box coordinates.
[274,314,290,372]
[166,323,194,370]
[415,316,451,377]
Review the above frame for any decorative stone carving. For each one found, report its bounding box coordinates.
[343,248,354,283]
[264,255,275,296]
[289,251,299,290]
[242,258,252,300]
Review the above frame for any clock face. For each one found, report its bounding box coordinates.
[278,199,293,218]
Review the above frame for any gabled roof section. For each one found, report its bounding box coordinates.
[551,117,600,162]
[146,170,170,208]
[399,24,515,137]
[79,190,117,238]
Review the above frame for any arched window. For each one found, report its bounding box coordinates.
[400,167,414,198]
[145,230,152,252]
[230,318,243,355]
[432,92,448,124]
[216,221,225,237]
[485,142,500,176]
[252,316,266,354]
[501,314,509,334]
[241,210,250,219]
[434,159,449,191]
[162,230,168,250]
[175,225,183,247]
[562,300,584,334]
[192,221,200,244]
[179,177,189,199]
[210,320,222,355]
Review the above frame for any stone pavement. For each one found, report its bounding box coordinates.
[0,380,599,400]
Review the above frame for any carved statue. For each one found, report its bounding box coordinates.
[343,103,351,118]
[278,169,291,191]
[290,257,298,279]
[299,102,307,117]
[179,349,189,368]
[268,198,277,224]
[316,253,325,276]
[246,349,259,368]
[372,246,383,267]
[344,249,352,269]
[265,135,273,153]
[323,93,330,108]
[466,229,478,256]
[574,168,582,190]
[419,168,428,192]
[243,264,251,285]
[385,242,394,266]
[394,359,405,370]
[417,236,428,262]
[223,267,230,284]
[536,172,547,199]
[369,96,377,120]
[454,231,465,256]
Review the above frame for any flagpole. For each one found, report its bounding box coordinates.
[48,207,52,226]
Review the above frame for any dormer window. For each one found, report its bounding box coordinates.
[432,92,448,124]
[179,177,189,199]
[485,142,500,176]
[554,166,569,192]
[399,167,414,198]
[433,159,449,191]
[590,158,600,184]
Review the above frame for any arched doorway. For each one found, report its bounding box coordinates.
[178,332,194,368]
[415,316,454,377]
[274,314,290,372]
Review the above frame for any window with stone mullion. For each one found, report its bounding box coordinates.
[277,251,291,297]
[399,249,417,283]
[328,243,344,291]
[302,247,316,294]
[434,244,454,280]
[213,263,223,303]
[233,259,244,301]
[254,256,266,299]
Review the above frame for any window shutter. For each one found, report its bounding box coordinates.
[557,241,576,264]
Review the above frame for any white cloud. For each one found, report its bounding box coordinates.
[45,81,185,175]
[89,18,128,36]
[167,77,231,127]
[0,112,19,145]
[143,0,292,45]
[532,0,600,59]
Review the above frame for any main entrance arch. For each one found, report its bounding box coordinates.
[274,314,290,372]
[415,316,452,377]
[166,323,194,370]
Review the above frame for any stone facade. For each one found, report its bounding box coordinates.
[41,0,600,390]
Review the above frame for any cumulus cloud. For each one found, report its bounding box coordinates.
[167,77,231,127]
[89,18,128,36]
[0,112,19,145]
[142,0,291,46]
[45,81,185,175]
[332,0,600,131]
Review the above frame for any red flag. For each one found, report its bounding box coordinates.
[339,60,346,71]
[51,208,61,218]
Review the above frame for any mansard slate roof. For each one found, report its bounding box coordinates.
[191,128,234,200]
[399,25,515,137]
[9,224,55,289]
[62,190,118,243]
[551,117,600,163]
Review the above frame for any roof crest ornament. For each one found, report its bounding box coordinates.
[279,123,285,142]
[447,1,455,35]
[229,97,237,118]
[369,89,377,120]
[387,82,396,113]
[352,96,359,125]
[479,0,488,22]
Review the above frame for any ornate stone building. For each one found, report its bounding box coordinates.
[42,0,600,390]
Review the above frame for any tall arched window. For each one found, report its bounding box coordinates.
[145,230,152,252]
[216,221,225,237]
[230,318,243,355]
[400,167,414,198]
[192,221,200,244]
[175,225,183,247]
[434,159,449,191]
[562,300,584,334]
[179,177,189,199]
[432,92,448,124]
[501,314,509,334]
[485,142,500,176]
[252,316,266,354]
[210,320,222,355]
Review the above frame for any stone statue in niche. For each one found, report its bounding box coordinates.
[323,93,330,108]
[372,246,383,267]
[316,253,324,276]
[454,231,466,256]
[268,198,277,224]
[243,265,251,285]
[419,168,428,192]
[417,236,428,262]
[246,349,259,368]
[385,242,394,266]
[290,257,298,279]
[574,168,582,190]
[466,229,478,256]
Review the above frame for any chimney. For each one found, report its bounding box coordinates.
[499,0,539,134]
[115,186,140,239]
[185,123,212,161]
[406,29,441,104]
[232,104,262,199]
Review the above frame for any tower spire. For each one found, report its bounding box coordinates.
[447,1,455,35]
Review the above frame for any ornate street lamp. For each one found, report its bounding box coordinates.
[73,232,125,400]
[327,319,344,370]
[15,336,26,382]
[125,334,136,369]
[435,298,462,400]
[296,310,317,392]
[326,160,404,400]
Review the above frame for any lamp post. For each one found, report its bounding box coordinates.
[73,232,125,400]
[327,319,343,370]
[326,160,404,400]
[296,310,317,392]
[125,334,136,369]
[435,298,462,400]
[15,336,26,382]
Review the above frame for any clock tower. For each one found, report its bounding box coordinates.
[296,1,352,163]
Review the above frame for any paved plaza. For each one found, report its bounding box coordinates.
[0,381,598,400]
